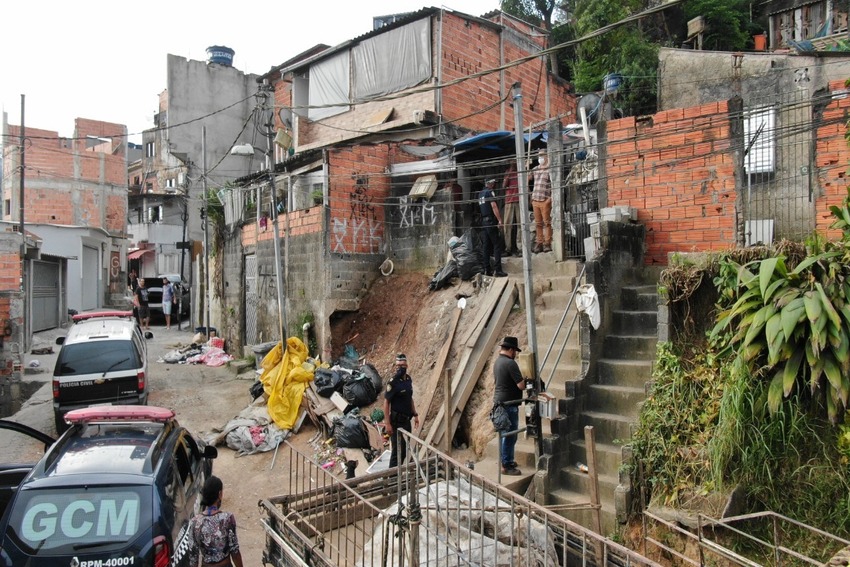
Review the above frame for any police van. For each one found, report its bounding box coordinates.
[52,311,153,434]
[0,406,217,567]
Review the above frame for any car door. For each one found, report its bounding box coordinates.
[0,421,54,520]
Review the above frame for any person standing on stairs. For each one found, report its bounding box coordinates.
[494,336,526,475]
[531,151,552,253]
[501,162,522,257]
[383,354,420,468]
[478,178,507,277]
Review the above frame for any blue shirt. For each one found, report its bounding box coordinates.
[385,368,414,417]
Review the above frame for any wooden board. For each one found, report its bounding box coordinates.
[414,305,463,436]
[429,283,518,447]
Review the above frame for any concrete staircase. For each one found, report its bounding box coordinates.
[549,284,657,535]
[473,253,583,491]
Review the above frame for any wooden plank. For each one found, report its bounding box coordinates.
[414,304,463,436]
[428,283,517,447]
[458,277,508,347]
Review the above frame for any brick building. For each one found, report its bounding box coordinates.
[218,7,575,356]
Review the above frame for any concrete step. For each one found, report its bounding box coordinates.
[603,335,657,360]
[612,310,657,335]
[597,359,653,389]
[621,286,658,312]
[547,488,618,536]
[503,256,582,278]
[569,438,624,474]
[580,411,635,444]
[536,323,581,347]
[585,384,645,418]
[483,412,537,469]
[468,454,534,494]
[558,463,619,497]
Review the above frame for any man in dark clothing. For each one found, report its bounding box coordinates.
[383,354,420,468]
[134,278,150,331]
[493,336,526,475]
[477,179,507,277]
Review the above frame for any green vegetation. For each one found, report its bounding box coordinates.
[632,191,850,539]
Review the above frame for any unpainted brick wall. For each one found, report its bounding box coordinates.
[815,80,850,238]
[605,102,739,265]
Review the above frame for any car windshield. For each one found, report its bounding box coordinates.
[6,486,152,554]
[56,341,139,376]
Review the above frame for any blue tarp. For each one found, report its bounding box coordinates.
[452,130,547,152]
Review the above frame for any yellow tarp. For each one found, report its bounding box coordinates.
[258,337,314,430]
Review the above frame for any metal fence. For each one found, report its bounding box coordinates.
[260,432,661,567]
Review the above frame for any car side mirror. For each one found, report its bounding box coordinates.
[203,445,218,459]
[144,332,153,339]
[56,337,65,345]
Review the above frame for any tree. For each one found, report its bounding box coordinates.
[500,0,564,77]
[684,0,752,51]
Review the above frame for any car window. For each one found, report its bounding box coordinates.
[56,341,140,376]
[6,486,152,554]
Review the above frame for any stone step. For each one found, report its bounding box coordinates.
[612,310,657,335]
[569,438,625,475]
[536,323,581,348]
[503,256,582,278]
[579,411,635,444]
[547,488,618,536]
[585,384,645,418]
[468,454,534,494]
[597,359,653,389]
[557,463,619,498]
[621,286,658,311]
[603,335,657,360]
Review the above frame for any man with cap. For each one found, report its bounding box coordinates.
[493,336,526,475]
[477,178,507,277]
[383,354,420,468]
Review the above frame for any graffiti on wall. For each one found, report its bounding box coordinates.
[332,174,382,254]
[398,195,439,227]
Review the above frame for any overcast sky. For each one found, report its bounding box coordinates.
[1,1,498,145]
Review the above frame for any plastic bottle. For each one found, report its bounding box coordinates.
[576,463,589,473]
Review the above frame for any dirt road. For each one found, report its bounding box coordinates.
[3,319,313,567]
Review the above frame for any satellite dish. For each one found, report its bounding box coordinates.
[577,94,602,125]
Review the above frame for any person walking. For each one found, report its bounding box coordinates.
[494,336,526,475]
[478,178,507,277]
[383,354,420,468]
[134,278,150,330]
[161,277,175,330]
[531,151,552,253]
[189,475,244,567]
[501,162,521,256]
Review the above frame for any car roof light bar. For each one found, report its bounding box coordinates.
[65,405,175,424]
[72,310,135,323]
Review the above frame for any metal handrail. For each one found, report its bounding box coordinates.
[539,262,586,392]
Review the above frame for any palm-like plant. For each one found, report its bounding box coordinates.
[711,191,850,423]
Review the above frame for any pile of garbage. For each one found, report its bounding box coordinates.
[158,336,234,367]
[429,230,484,291]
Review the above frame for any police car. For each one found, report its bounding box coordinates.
[0,405,217,567]
[53,311,153,434]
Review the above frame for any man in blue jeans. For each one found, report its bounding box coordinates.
[493,336,526,475]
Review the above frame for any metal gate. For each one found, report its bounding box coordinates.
[245,254,258,344]
[82,245,99,310]
[32,260,60,332]
[741,89,816,244]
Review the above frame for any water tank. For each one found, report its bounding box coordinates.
[206,45,235,66]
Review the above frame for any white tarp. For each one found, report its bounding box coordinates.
[576,284,601,330]
[357,477,558,566]
[353,18,431,101]
[309,50,350,120]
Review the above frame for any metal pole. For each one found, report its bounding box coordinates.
[512,83,538,367]
[202,126,211,336]
[262,80,287,343]
[18,95,27,351]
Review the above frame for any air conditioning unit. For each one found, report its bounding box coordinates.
[413,110,438,125]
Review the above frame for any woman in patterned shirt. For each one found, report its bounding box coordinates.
[190,476,244,567]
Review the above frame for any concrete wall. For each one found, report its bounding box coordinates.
[658,48,850,110]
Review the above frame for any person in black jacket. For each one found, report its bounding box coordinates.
[493,336,526,475]
[383,354,420,468]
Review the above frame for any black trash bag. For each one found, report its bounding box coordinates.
[332,414,370,449]
[342,372,378,407]
[249,380,265,401]
[359,363,383,395]
[428,258,458,291]
[454,229,484,280]
[314,368,342,398]
[490,402,512,433]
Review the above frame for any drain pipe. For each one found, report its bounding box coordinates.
[302,321,312,352]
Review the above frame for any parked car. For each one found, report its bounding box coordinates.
[52,311,153,433]
[0,405,217,567]
[147,274,190,318]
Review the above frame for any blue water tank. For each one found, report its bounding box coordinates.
[603,73,623,94]
[206,45,235,66]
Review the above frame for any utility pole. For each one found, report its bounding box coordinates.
[261,80,287,343]
[202,126,211,336]
[18,95,27,352]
